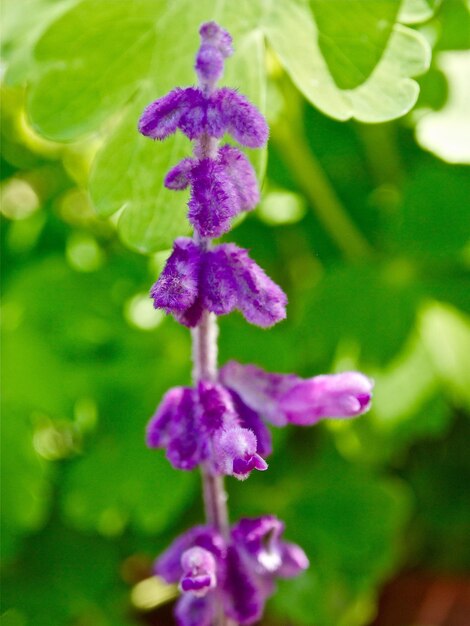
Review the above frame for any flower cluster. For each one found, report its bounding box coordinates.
[156,516,309,625]
[139,21,373,626]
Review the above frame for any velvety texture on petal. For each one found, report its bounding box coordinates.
[165,158,195,190]
[187,159,238,237]
[220,362,373,426]
[146,386,204,471]
[218,145,259,212]
[180,547,217,596]
[198,381,237,433]
[213,427,268,480]
[175,594,214,626]
[139,88,194,140]
[150,238,202,316]
[202,244,287,328]
[214,88,269,148]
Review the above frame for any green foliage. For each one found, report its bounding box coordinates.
[2,1,469,626]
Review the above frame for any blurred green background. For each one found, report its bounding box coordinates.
[1,1,469,625]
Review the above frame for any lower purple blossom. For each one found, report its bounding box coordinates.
[156,517,308,626]
[150,238,287,329]
[146,382,268,479]
[220,361,373,425]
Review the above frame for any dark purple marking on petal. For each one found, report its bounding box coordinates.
[165,158,196,190]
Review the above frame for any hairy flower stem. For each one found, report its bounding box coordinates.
[192,312,232,626]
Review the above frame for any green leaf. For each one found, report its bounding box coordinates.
[296,263,421,366]
[310,0,401,90]
[399,0,441,24]
[27,0,266,252]
[264,0,431,122]
[0,408,52,560]
[270,440,411,626]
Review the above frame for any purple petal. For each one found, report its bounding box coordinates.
[229,390,272,456]
[198,381,237,434]
[187,159,238,237]
[280,372,374,425]
[155,526,224,583]
[222,546,264,624]
[175,594,214,626]
[218,145,259,212]
[213,427,267,480]
[139,88,193,140]
[146,387,187,449]
[174,297,205,328]
[202,245,287,328]
[178,88,208,140]
[150,238,202,315]
[165,158,195,190]
[180,547,217,597]
[214,88,269,148]
[232,516,284,573]
[277,542,310,578]
[220,361,299,426]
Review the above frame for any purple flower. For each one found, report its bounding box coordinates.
[220,361,373,426]
[180,547,217,596]
[150,238,287,329]
[155,517,308,626]
[164,145,259,237]
[139,87,268,148]
[146,381,268,479]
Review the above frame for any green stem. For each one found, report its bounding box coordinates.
[272,123,374,262]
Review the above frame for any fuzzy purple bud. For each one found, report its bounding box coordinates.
[213,427,268,480]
